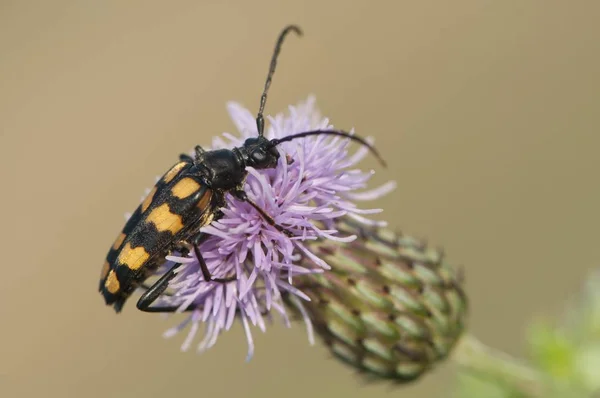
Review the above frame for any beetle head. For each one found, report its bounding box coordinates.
[243,135,280,169]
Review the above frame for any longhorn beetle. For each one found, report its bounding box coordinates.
[99,25,386,313]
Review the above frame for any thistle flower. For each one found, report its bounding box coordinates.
[145,96,395,360]
[288,217,468,382]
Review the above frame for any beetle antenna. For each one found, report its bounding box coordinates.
[270,130,387,167]
[256,25,303,137]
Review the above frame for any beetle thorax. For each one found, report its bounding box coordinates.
[199,149,246,190]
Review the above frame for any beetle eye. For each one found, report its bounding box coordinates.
[268,145,279,156]
[252,149,267,163]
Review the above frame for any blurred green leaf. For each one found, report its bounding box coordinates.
[527,318,577,382]
[524,269,600,396]
[455,372,528,398]
[573,341,600,391]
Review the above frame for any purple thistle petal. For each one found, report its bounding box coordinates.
[287,295,315,346]
[182,318,200,352]
[163,316,192,339]
[148,96,395,359]
[197,318,216,352]
[226,102,257,138]
[240,311,255,362]
[274,279,311,302]
[271,301,292,328]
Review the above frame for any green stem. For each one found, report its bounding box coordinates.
[451,334,547,397]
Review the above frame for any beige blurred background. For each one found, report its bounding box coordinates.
[1,1,599,397]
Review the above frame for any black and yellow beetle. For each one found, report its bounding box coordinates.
[99,25,386,313]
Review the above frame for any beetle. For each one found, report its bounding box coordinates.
[99,25,386,313]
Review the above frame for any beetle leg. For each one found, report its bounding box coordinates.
[232,189,294,237]
[191,232,236,283]
[194,145,206,161]
[136,243,192,312]
[138,282,278,315]
[136,261,185,312]
[136,217,233,313]
[180,145,206,163]
[136,304,195,313]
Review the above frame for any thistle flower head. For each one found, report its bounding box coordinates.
[291,217,468,382]
[148,96,395,359]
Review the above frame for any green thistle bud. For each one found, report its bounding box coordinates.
[290,218,468,382]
